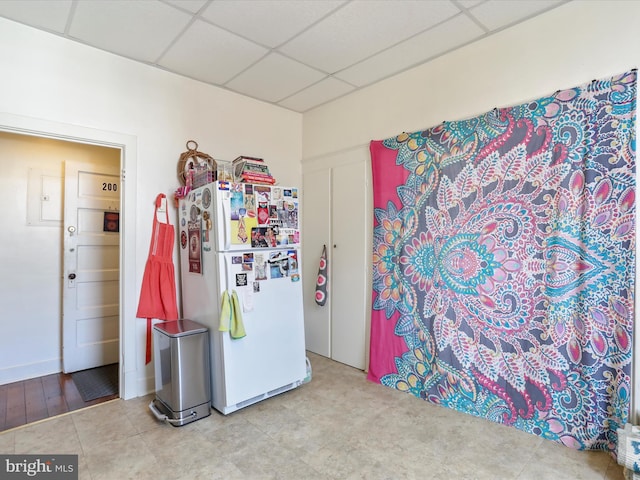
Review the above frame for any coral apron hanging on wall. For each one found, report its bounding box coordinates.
[136,193,179,364]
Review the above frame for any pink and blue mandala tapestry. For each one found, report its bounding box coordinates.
[368,71,636,452]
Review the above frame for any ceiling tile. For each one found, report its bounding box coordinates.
[164,0,208,14]
[336,14,485,87]
[469,0,564,31]
[0,0,72,33]
[159,19,268,85]
[278,77,356,112]
[68,0,192,63]
[279,0,460,73]
[201,0,346,48]
[225,53,326,103]
[0,0,570,112]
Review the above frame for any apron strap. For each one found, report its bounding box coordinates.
[155,193,171,224]
[146,318,152,364]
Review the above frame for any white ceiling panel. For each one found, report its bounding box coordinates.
[469,0,564,31]
[201,0,346,48]
[279,0,461,73]
[159,19,268,85]
[226,53,326,103]
[336,14,485,87]
[69,0,192,63]
[278,77,356,112]
[0,0,72,33]
[0,0,570,112]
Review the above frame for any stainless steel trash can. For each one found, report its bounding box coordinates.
[148,319,211,426]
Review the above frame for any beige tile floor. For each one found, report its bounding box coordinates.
[0,352,627,479]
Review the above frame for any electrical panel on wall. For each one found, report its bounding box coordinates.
[26,167,62,226]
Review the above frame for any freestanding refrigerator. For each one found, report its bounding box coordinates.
[178,181,307,414]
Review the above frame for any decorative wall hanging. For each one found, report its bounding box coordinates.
[177,140,216,187]
[315,245,328,306]
[368,70,636,453]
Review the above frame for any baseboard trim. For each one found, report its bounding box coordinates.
[0,359,62,385]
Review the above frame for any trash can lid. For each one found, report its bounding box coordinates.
[153,319,208,337]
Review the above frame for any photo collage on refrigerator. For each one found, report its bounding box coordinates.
[179,182,300,294]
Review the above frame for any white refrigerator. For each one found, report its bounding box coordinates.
[178,181,307,414]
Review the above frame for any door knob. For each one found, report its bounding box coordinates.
[68,226,76,236]
[68,273,76,280]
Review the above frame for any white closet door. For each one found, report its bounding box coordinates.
[331,162,366,369]
[302,169,332,357]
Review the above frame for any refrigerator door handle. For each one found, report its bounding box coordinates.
[221,196,230,251]
[223,254,230,291]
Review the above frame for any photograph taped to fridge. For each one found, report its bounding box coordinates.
[188,220,202,274]
[251,226,278,248]
[230,189,244,220]
[236,273,248,287]
[255,254,267,281]
[268,251,289,279]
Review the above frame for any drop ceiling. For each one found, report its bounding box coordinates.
[0,0,568,112]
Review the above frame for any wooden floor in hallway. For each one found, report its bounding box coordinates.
[0,372,118,432]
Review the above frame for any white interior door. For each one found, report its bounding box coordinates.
[63,160,120,373]
[331,162,367,370]
[302,169,332,357]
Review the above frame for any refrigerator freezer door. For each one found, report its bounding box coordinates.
[212,182,300,252]
[211,249,306,413]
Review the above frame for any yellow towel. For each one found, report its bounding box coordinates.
[219,290,246,339]
[230,290,246,339]
[219,290,231,332]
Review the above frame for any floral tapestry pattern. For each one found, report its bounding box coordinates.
[368,71,636,452]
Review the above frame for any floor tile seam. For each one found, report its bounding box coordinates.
[513,435,547,474]
[67,406,88,462]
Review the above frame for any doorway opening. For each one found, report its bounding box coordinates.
[0,113,138,420]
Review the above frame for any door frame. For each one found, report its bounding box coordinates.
[0,112,137,400]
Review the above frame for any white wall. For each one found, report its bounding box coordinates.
[0,133,119,383]
[301,0,640,418]
[0,17,302,397]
